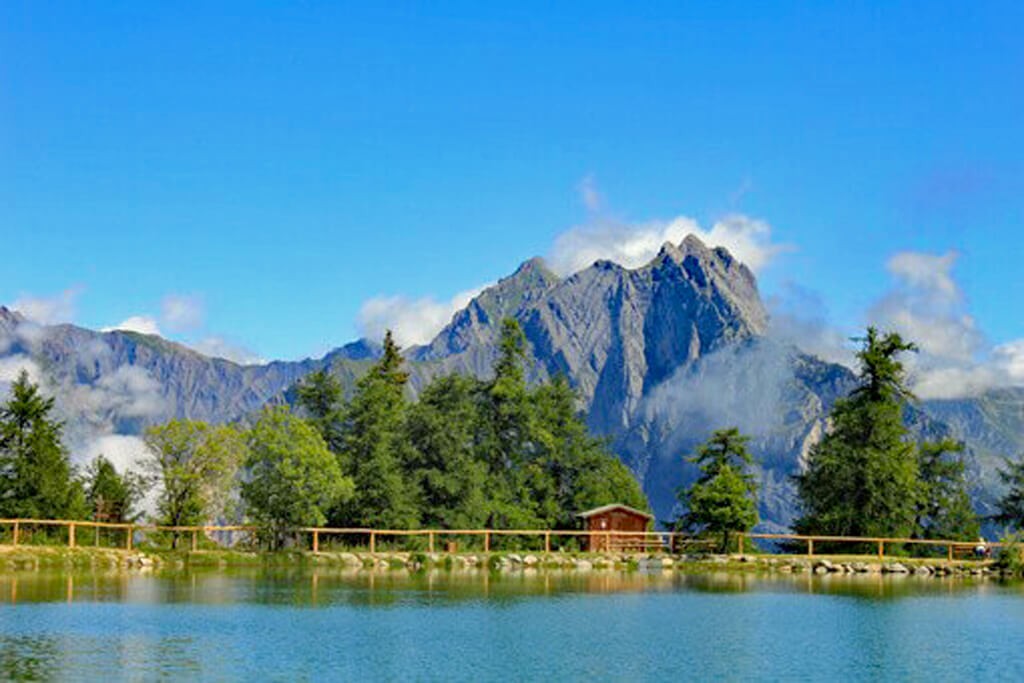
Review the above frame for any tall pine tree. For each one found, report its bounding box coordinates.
[915,439,979,541]
[676,428,758,552]
[478,319,543,528]
[406,373,489,529]
[995,455,1024,531]
[0,371,86,520]
[795,328,920,539]
[338,331,420,529]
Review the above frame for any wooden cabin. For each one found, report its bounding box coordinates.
[577,504,653,552]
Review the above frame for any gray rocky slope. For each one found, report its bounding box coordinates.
[2,235,1019,529]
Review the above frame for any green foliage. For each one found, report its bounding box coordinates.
[336,330,420,528]
[0,371,87,520]
[407,373,489,529]
[478,318,538,528]
[915,439,979,541]
[531,375,648,526]
[143,420,246,547]
[304,319,649,533]
[795,328,921,539]
[89,317,650,541]
[676,428,758,551]
[84,455,150,523]
[242,407,353,549]
[295,369,346,456]
[995,532,1024,576]
[995,455,1024,530]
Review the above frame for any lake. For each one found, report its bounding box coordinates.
[1,569,1023,681]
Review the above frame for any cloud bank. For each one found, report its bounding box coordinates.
[11,287,82,325]
[867,250,1024,399]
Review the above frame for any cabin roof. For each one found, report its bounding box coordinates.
[576,503,653,520]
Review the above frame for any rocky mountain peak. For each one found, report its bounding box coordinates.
[412,257,561,361]
[0,305,23,325]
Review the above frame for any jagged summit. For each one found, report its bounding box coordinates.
[511,256,558,279]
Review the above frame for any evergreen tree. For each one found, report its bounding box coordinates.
[915,439,979,541]
[84,455,150,523]
[478,319,542,528]
[407,374,489,529]
[531,375,647,527]
[242,407,353,549]
[338,331,420,528]
[995,455,1024,530]
[143,420,246,548]
[295,369,346,457]
[795,328,920,539]
[676,428,758,551]
[0,371,86,520]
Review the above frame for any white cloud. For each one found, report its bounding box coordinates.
[93,366,168,418]
[193,337,265,365]
[994,340,1024,383]
[161,294,205,332]
[887,251,959,300]
[357,286,486,347]
[11,287,82,325]
[577,174,604,213]
[867,249,1024,399]
[0,355,43,386]
[547,213,786,276]
[103,316,162,336]
[82,435,149,476]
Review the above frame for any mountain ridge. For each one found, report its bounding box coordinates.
[2,237,1020,528]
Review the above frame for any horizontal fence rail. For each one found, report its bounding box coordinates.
[0,519,1003,561]
[737,532,1003,562]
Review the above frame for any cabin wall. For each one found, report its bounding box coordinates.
[585,511,649,552]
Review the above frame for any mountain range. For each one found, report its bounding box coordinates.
[2,235,1022,530]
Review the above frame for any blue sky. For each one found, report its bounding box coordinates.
[2,2,1022,371]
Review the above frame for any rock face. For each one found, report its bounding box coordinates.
[1,235,1020,529]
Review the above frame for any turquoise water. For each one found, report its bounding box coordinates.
[2,570,1024,681]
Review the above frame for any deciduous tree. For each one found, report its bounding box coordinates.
[143,420,245,548]
[242,407,353,549]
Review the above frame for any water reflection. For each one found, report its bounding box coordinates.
[2,569,1024,681]
[0,567,1009,607]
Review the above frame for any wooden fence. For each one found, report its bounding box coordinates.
[0,519,1002,561]
[737,532,1002,562]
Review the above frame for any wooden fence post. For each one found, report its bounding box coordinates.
[605,531,612,553]
[313,530,319,554]
[484,531,490,553]
[12,521,19,547]
[68,523,76,548]
[545,532,551,554]
[95,525,100,547]
[877,541,884,559]
[369,531,376,554]
[126,525,133,551]
[948,544,954,562]
[429,532,435,554]
[807,538,814,557]
[191,529,198,552]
